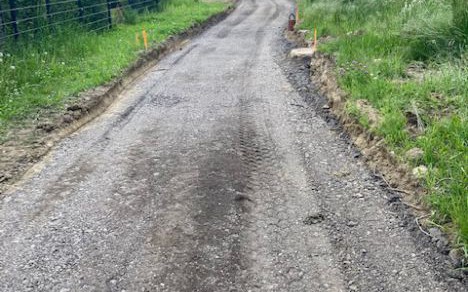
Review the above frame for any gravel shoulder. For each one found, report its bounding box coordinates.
[0,0,466,291]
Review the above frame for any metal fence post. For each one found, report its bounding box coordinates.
[8,0,18,40]
[45,0,52,24]
[0,2,5,39]
[76,0,84,23]
[151,0,158,10]
[106,0,112,29]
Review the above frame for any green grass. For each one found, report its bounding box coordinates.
[0,0,226,131]
[299,0,468,248]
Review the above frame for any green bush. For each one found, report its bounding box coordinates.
[123,8,138,24]
[452,0,468,36]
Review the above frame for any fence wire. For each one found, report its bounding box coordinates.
[0,0,159,43]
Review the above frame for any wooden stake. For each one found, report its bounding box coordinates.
[295,5,299,24]
[142,28,148,50]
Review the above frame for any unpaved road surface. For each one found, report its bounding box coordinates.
[0,0,466,291]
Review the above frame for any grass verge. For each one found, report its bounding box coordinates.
[0,0,227,133]
[299,0,467,250]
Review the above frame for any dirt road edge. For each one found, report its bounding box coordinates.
[0,5,236,195]
[308,50,467,271]
[309,52,422,204]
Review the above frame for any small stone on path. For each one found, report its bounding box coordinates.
[289,48,314,59]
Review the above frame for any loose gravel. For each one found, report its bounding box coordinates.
[0,0,466,291]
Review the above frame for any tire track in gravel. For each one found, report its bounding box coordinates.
[102,3,285,289]
[176,1,284,289]
[234,0,282,193]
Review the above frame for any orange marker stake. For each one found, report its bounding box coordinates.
[142,28,148,51]
[314,26,317,50]
[295,5,299,25]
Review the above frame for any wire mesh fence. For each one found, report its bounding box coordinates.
[0,0,160,43]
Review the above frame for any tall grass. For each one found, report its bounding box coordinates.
[0,0,226,131]
[299,0,468,247]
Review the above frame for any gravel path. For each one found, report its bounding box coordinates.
[0,0,465,291]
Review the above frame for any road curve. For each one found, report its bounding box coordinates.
[0,0,465,291]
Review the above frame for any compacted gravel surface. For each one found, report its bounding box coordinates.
[0,0,466,291]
